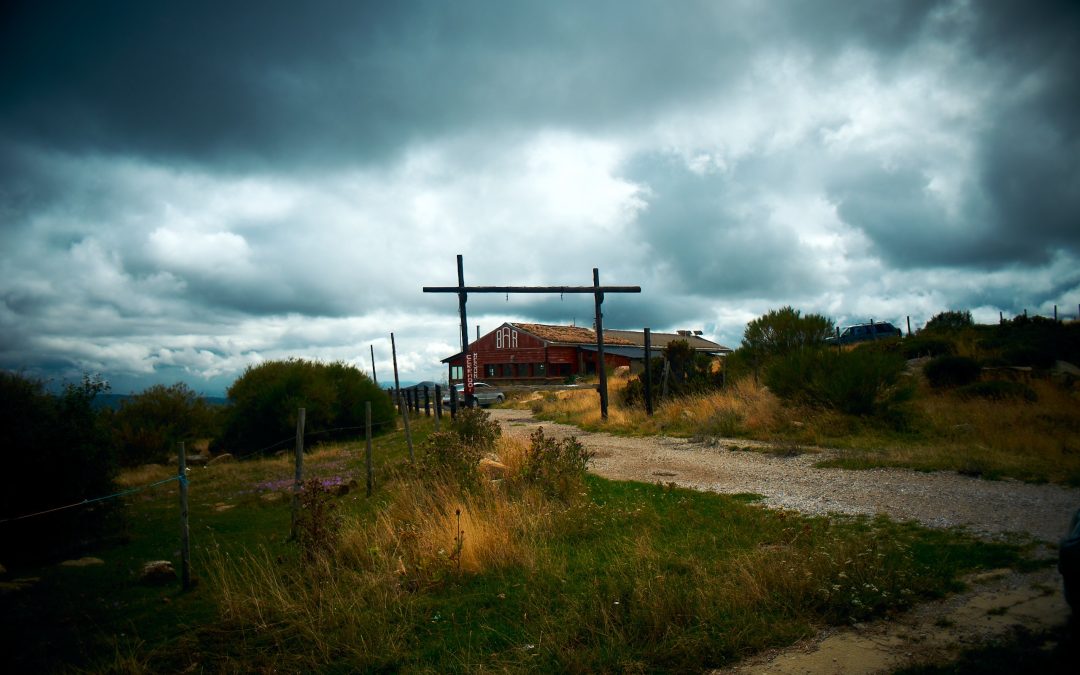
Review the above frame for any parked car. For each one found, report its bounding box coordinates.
[826,322,903,345]
[442,382,505,407]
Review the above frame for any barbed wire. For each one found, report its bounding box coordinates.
[0,474,182,526]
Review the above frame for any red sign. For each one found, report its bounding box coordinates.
[465,353,477,396]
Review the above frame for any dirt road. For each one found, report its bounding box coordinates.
[488,408,1079,673]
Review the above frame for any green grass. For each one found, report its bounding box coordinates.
[0,415,1047,673]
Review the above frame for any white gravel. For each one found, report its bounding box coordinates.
[490,409,1080,543]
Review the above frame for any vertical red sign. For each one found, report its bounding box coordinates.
[465,353,476,396]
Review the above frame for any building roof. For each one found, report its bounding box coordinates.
[604,329,732,353]
[512,323,636,346]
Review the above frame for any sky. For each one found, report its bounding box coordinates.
[2,0,1078,396]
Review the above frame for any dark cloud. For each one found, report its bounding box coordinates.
[623,153,825,298]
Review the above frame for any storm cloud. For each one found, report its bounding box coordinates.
[1,0,1077,393]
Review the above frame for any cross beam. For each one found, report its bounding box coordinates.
[423,255,641,418]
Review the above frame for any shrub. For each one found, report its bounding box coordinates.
[517,427,593,499]
[957,381,1038,402]
[923,310,974,333]
[452,407,501,452]
[622,340,724,408]
[217,360,393,457]
[924,356,981,389]
[765,347,909,417]
[740,306,834,376]
[110,383,218,467]
[418,431,483,489]
[0,373,117,564]
[900,335,955,359]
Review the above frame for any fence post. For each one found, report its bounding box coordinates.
[398,390,415,461]
[643,328,653,416]
[178,441,191,591]
[434,385,442,431]
[290,408,305,540]
[906,316,911,337]
[365,402,373,497]
[424,386,431,417]
[450,383,458,420]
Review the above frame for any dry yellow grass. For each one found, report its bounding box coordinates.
[528,374,1080,483]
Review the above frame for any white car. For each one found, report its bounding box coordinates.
[442,382,505,407]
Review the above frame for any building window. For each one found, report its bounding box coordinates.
[486,364,496,377]
[536,363,547,377]
[501,364,513,377]
[518,363,531,377]
[451,366,463,380]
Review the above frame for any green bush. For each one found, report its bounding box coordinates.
[217,359,393,457]
[109,383,219,467]
[923,310,973,333]
[622,340,723,408]
[451,407,501,452]
[924,356,981,389]
[0,373,118,564]
[957,380,1037,402]
[765,347,909,417]
[900,335,956,359]
[517,427,593,500]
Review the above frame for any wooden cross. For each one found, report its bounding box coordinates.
[424,254,641,418]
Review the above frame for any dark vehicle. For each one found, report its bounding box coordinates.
[442,382,505,407]
[826,321,902,345]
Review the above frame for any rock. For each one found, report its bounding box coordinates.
[140,560,176,585]
[479,458,508,480]
[208,453,234,466]
[214,503,235,512]
[0,577,39,594]
[60,557,105,567]
[186,454,209,466]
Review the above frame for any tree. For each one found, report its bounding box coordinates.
[216,359,394,457]
[740,306,834,375]
[0,373,117,563]
[110,383,218,467]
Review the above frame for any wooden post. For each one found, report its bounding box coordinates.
[643,328,653,416]
[290,408,305,540]
[434,384,442,431]
[424,386,431,417]
[870,318,877,341]
[365,402,373,497]
[836,326,841,355]
[906,316,911,337]
[450,383,458,420]
[1055,305,1059,322]
[457,255,473,408]
[391,332,401,398]
[177,441,191,591]
[397,390,415,461]
[1000,311,1004,325]
[370,344,378,385]
[593,268,608,420]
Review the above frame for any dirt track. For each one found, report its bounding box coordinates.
[489,408,1080,673]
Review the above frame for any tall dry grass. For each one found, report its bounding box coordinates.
[528,373,1080,483]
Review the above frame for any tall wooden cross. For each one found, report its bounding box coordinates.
[423,254,641,419]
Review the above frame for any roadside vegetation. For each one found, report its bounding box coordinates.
[528,310,1080,485]
[0,408,1038,673]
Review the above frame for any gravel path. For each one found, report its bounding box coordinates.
[490,409,1080,543]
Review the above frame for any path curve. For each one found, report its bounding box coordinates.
[490,409,1080,543]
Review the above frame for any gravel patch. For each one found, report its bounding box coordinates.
[490,409,1080,543]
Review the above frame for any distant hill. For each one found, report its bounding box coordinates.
[92,393,228,411]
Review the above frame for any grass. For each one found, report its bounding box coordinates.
[1,410,1045,673]
[528,374,1080,485]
